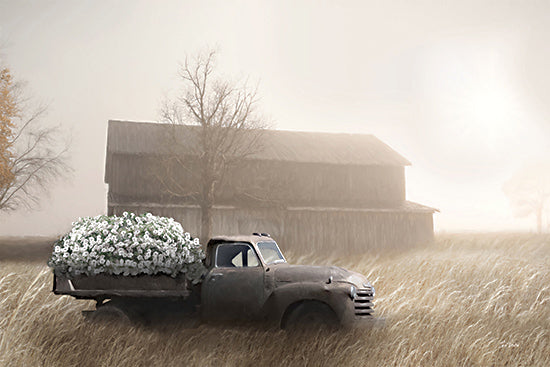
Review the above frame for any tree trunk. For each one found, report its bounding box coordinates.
[200,202,213,246]
[200,176,215,245]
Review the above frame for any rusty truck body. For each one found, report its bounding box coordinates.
[53,234,379,329]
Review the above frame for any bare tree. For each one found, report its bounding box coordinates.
[0,68,16,191]
[160,50,267,244]
[0,64,70,212]
[503,162,550,233]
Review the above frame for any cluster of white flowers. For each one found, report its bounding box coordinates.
[48,212,206,283]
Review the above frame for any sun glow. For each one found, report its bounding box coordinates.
[424,37,531,156]
[465,85,519,150]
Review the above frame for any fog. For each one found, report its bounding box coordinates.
[0,0,549,236]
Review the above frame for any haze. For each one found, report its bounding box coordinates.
[0,0,549,236]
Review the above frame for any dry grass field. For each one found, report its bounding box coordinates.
[1,233,549,366]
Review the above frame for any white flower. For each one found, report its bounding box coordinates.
[48,212,205,282]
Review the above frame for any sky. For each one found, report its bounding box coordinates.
[0,0,549,236]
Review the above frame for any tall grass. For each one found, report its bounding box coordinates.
[1,233,549,366]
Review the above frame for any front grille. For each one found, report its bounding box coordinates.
[354,287,374,316]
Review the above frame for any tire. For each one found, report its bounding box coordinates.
[88,303,133,325]
[283,301,339,331]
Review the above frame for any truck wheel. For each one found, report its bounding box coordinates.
[283,301,339,331]
[88,304,133,325]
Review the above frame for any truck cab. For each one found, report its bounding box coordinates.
[201,234,377,329]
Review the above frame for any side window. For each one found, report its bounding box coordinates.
[230,251,244,267]
[216,243,260,268]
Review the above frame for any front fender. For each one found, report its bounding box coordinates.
[262,282,356,326]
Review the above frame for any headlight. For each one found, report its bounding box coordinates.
[350,285,356,299]
[364,281,375,297]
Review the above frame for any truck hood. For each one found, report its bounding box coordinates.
[273,264,369,286]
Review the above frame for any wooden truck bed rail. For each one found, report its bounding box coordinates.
[53,273,191,299]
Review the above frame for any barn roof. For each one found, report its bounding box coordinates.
[106,120,411,166]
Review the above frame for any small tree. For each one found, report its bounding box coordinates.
[160,51,267,244]
[503,162,550,233]
[0,63,70,212]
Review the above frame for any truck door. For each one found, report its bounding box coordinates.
[202,242,265,321]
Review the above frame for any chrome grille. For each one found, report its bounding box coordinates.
[354,287,374,316]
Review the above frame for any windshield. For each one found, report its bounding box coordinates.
[257,241,286,264]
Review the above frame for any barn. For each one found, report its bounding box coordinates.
[105,120,437,253]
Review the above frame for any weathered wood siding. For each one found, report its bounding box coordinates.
[106,153,406,207]
[220,160,405,207]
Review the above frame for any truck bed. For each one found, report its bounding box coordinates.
[53,273,192,300]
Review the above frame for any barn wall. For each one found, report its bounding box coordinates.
[105,154,166,203]
[221,160,406,207]
[106,153,406,207]
[281,210,434,254]
[108,203,433,255]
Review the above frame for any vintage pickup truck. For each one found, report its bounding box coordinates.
[53,234,379,329]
